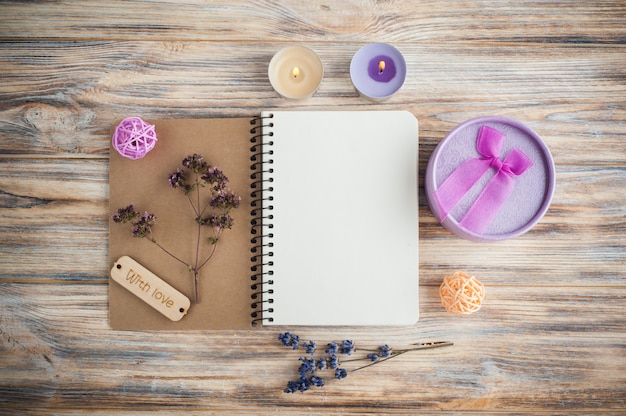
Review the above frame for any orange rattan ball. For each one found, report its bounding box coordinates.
[439,271,485,314]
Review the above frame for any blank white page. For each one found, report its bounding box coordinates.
[262,111,419,326]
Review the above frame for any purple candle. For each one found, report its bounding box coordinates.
[350,43,406,100]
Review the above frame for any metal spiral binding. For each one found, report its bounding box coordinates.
[249,114,275,325]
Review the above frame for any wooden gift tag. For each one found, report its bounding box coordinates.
[110,256,190,321]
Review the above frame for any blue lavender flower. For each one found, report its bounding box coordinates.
[325,342,338,355]
[340,340,355,356]
[278,332,300,350]
[309,375,325,387]
[284,381,298,394]
[328,354,339,369]
[335,368,348,380]
[277,332,453,393]
[302,340,316,354]
[285,373,322,393]
[298,357,315,376]
[378,344,392,357]
[296,376,312,392]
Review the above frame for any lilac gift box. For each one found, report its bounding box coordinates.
[425,116,555,242]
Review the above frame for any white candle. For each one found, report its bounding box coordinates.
[268,46,323,99]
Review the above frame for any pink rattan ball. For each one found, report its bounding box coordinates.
[112,117,157,159]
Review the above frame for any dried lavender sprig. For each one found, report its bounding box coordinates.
[278,332,453,393]
[350,341,454,373]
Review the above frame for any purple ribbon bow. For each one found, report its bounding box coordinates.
[433,125,534,235]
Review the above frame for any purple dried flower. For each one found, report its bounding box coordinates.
[210,189,241,210]
[112,204,139,223]
[367,353,379,362]
[182,154,208,172]
[131,212,156,238]
[168,168,186,189]
[112,151,240,306]
[201,166,228,190]
[198,214,234,230]
[215,214,235,230]
[316,357,327,370]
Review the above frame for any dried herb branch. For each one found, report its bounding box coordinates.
[112,154,240,303]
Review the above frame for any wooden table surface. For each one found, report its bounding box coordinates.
[1,1,625,413]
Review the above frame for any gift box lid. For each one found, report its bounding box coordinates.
[425,116,555,242]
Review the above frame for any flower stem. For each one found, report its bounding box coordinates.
[197,227,222,270]
[149,238,189,268]
[197,239,218,271]
[351,341,453,373]
[194,271,200,304]
[198,200,211,218]
[186,193,199,217]
[196,176,201,216]
[194,220,202,274]
[193,174,202,303]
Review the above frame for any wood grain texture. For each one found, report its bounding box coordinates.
[0,158,623,287]
[1,41,624,160]
[1,284,624,412]
[0,0,625,413]
[0,1,625,43]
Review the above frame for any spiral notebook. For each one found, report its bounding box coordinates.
[109,111,419,330]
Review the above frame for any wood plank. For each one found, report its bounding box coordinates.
[0,155,624,286]
[0,158,107,282]
[0,41,624,161]
[0,1,624,43]
[0,284,624,412]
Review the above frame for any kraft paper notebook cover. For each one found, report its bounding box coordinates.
[109,111,419,330]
